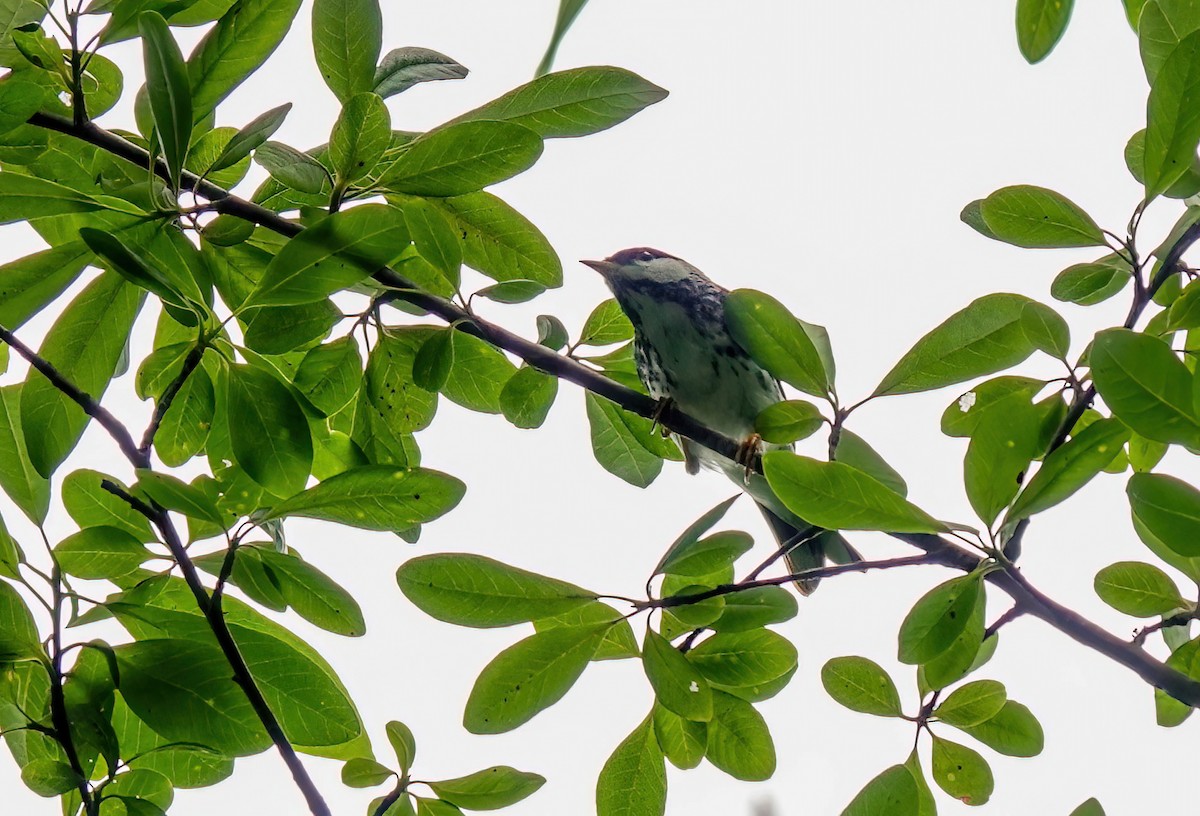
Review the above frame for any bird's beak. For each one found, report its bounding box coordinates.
[581,259,618,278]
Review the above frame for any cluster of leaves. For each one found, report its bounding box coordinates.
[0,0,677,813]
[395,496,800,815]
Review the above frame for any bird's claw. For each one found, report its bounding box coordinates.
[735,433,763,484]
[650,397,674,438]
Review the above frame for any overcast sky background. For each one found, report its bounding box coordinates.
[1,1,1196,814]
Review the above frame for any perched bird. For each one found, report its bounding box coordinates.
[582,247,857,593]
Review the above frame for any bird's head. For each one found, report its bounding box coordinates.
[581,248,709,294]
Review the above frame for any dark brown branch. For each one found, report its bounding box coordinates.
[48,565,97,814]
[139,341,206,455]
[28,111,1200,712]
[645,555,933,609]
[0,324,146,468]
[99,481,332,816]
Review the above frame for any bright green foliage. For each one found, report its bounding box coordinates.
[755,399,824,444]
[1094,561,1185,616]
[1006,418,1129,523]
[956,701,1044,757]
[428,766,545,810]
[821,656,904,717]
[705,691,775,781]
[595,716,666,816]
[978,185,1103,248]
[934,680,1008,728]
[1090,329,1200,446]
[1070,799,1106,816]
[226,362,312,496]
[380,121,543,197]
[725,289,829,397]
[898,574,985,665]
[312,0,381,102]
[931,735,993,805]
[642,631,712,722]
[1016,0,1075,64]
[840,764,920,816]
[1127,472,1200,557]
[1144,29,1200,198]
[139,12,191,190]
[396,553,595,627]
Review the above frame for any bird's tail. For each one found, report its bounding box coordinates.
[758,505,862,596]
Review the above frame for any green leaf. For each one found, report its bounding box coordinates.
[585,393,665,488]
[688,629,797,689]
[1158,637,1200,726]
[294,337,362,416]
[243,299,339,355]
[115,638,272,756]
[1006,418,1129,523]
[261,548,368,636]
[533,600,639,660]
[453,66,668,139]
[964,394,1042,526]
[21,273,141,477]
[0,173,114,225]
[386,720,416,774]
[374,47,468,98]
[62,469,155,542]
[441,333,518,414]
[1016,0,1074,64]
[957,700,1044,756]
[0,579,43,659]
[1021,300,1070,358]
[265,464,464,530]
[978,185,1104,248]
[0,518,22,580]
[312,0,381,102]
[709,586,798,632]
[381,121,543,197]
[1145,29,1200,198]
[595,715,665,816]
[20,759,80,797]
[209,103,292,173]
[499,366,557,429]
[930,735,993,806]
[80,228,192,311]
[399,197,462,291]
[1051,257,1130,306]
[330,92,391,184]
[226,362,312,496]
[463,623,610,734]
[651,702,705,770]
[0,77,43,138]
[55,526,150,580]
[536,0,590,77]
[0,386,49,523]
[1090,329,1200,445]
[934,680,1008,728]
[1069,799,1106,816]
[412,329,454,393]
[836,429,908,497]
[840,765,920,816]
[396,553,594,628]
[897,574,984,665]
[139,11,192,190]
[187,0,303,122]
[755,399,824,444]
[247,205,408,307]
[578,299,634,347]
[1128,472,1200,557]
[642,630,712,722]
[0,241,90,331]
[135,470,222,524]
[724,289,828,397]
[1094,561,1184,616]
[423,192,562,286]
[919,610,992,693]
[874,294,1046,397]
[1125,128,1200,198]
[657,530,752,579]
[341,757,393,788]
[820,656,903,717]
[428,766,545,810]
[254,141,331,194]
[1138,0,1200,83]
[764,453,947,534]
[705,691,775,781]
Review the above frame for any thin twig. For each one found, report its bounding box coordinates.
[99,481,332,816]
[139,341,206,455]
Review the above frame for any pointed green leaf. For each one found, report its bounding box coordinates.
[1016,0,1075,64]
[396,553,595,628]
[210,103,293,173]
[689,629,797,689]
[330,92,391,184]
[725,289,828,397]
[957,700,1044,757]
[585,393,664,488]
[1070,799,1106,816]
[764,453,947,534]
[578,299,634,347]
[931,735,993,806]
[1090,329,1200,445]
[427,766,545,810]
[898,574,984,665]
[0,386,49,523]
[226,362,312,496]
[373,47,468,98]
[642,630,712,722]
[499,366,557,429]
[595,715,665,816]
[265,465,464,529]
[386,720,416,774]
[253,141,330,194]
[1051,257,1130,306]
[1007,418,1129,523]
[755,399,824,444]
[55,526,150,580]
[934,680,1008,728]
[536,0,590,77]
[840,765,920,816]
[1145,29,1200,198]
[0,241,90,330]
[139,11,192,189]
[1095,560,1185,616]
[463,622,609,734]
[705,690,775,781]
[381,121,543,197]
[709,586,797,632]
[423,192,562,286]
[341,757,393,788]
[294,337,362,416]
[978,185,1104,248]
[312,0,381,102]
[1128,472,1200,557]
[964,394,1042,526]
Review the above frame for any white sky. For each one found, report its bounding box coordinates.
[2,1,1197,814]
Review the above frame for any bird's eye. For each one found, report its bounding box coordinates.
[637,251,655,262]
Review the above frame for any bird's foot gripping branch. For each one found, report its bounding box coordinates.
[2,1,1200,816]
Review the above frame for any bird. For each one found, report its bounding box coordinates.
[581,247,859,593]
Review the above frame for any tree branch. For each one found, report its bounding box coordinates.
[27,111,1200,713]
[139,340,206,455]
[0,323,146,468]
[99,481,332,816]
